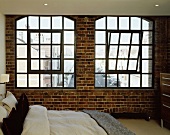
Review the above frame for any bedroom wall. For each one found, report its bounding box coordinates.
[5,15,170,118]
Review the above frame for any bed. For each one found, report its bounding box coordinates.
[0,92,135,135]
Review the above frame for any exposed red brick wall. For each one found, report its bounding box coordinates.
[5,15,170,118]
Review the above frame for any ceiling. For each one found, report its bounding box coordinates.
[0,0,170,16]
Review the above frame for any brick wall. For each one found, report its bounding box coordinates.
[5,15,170,118]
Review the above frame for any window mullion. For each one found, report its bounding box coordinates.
[115,32,121,70]
[127,32,133,70]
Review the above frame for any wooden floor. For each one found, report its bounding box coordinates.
[118,119,170,135]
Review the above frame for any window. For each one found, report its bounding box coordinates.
[95,17,153,88]
[16,16,76,88]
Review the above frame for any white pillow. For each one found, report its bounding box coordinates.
[0,106,8,123]
[2,91,18,113]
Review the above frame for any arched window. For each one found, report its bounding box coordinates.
[95,17,153,88]
[15,16,76,88]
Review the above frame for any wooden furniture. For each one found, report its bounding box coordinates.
[160,73,170,128]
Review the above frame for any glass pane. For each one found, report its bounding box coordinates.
[117,60,128,70]
[128,60,137,70]
[109,46,118,58]
[28,16,39,29]
[41,59,51,70]
[29,74,39,87]
[131,17,141,30]
[120,33,131,44]
[17,31,27,44]
[64,45,74,58]
[119,17,129,30]
[142,60,152,73]
[95,17,106,29]
[40,17,50,29]
[30,33,39,44]
[40,74,51,87]
[64,31,74,44]
[95,60,105,73]
[110,33,119,44]
[132,33,139,44]
[17,45,27,58]
[142,46,152,58]
[17,17,27,29]
[64,17,74,29]
[52,46,60,58]
[118,46,129,58]
[52,33,61,44]
[40,46,51,58]
[95,45,105,58]
[130,74,140,87]
[64,74,74,87]
[52,74,62,87]
[17,74,27,87]
[107,17,117,30]
[107,74,121,87]
[109,59,116,70]
[142,31,152,44]
[40,33,51,44]
[31,60,39,70]
[142,19,153,30]
[142,74,152,87]
[52,16,62,29]
[95,74,105,87]
[52,60,60,70]
[17,60,27,73]
[31,45,39,58]
[95,31,106,44]
[130,46,139,58]
[119,74,129,87]
[64,60,74,73]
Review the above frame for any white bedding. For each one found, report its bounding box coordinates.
[21,105,107,135]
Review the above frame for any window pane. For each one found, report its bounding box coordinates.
[52,16,62,29]
[52,74,62,87]
[142,74,152,87]
[29,74,39,87]
[142,46,152,58]
[40,33,51,44]
[64,45,74,58]
[128,60,137,70]
[130,46,139,58]
[118,46,129,58]
[31,45,39,58]
[109,46,118,58]
[130,74,140,87]
[95,60,105,72]
[142,31,152,44]
[31,60,39,70]
[64,31,74,44]
[120,33,131,44]
[132,33,139,44]
[95,45,105,58]
[40,17,50,29]
[41,59,51,70]
[131,17,141,30]
[95,17,105,29]
[40,46,51,58]
[52,33,61,44]
[119,74,129,87]
[95,31,106,44]
[16,17,27,29]
[52,60,60,70]
[109,59,116,70]
[107,74,121,87]
[107,17,117,30]
[17,31,27,44]
[28,16,39,29]
[64,60,74,73]
[110,33,119,44]
[17,60,27,73]
[142,60,152,73]
[142,19,153,30]
[117,60,128,70]
[95,74,105,87]
[52,46,60,58]
[17,45,27,58]
[64,74,74,87]
[17,74,27,87]
[64,17,74,29]
[119,17,129,30]
[30,33,39,44]
[40,74,51,87]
